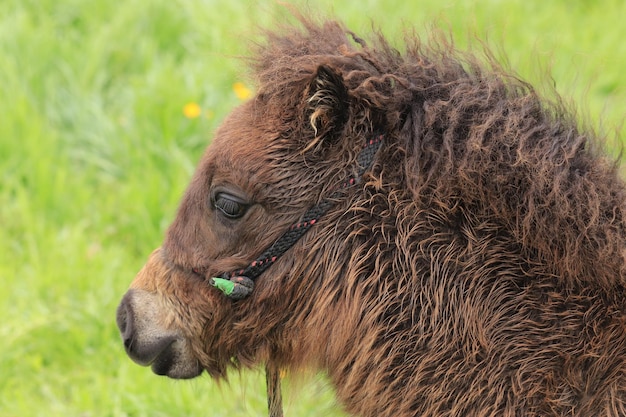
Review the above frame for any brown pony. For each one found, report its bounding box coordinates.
[116,15,626,416]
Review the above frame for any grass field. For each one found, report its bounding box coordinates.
[1,0,625,416]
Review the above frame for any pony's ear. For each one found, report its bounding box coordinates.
[306,65,349,145]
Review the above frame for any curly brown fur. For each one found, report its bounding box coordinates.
[117,14,626,417]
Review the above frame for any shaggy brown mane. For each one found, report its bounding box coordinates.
[251,16,626,290]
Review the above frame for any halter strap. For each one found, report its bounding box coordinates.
[209,133,384,300]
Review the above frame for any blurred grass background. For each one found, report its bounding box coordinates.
[0,0,624,416]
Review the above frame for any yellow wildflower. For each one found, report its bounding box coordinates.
[233,82,252,100]
[183,102,202,119]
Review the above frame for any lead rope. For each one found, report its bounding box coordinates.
[266,363,283,417]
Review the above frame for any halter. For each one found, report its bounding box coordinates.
[208,132,384,417]
[208,132,384,299]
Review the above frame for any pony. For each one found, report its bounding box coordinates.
[117,15,626,416]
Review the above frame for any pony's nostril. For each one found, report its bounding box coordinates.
[116,306,127,333]
[116,294,134,345]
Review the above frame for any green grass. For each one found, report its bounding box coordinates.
[1,0,624,416]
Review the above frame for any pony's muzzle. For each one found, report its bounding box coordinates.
[116,289,202,379]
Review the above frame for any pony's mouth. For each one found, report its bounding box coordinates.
[146,339,203,379]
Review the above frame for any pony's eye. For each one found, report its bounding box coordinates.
[213,193,248,219]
